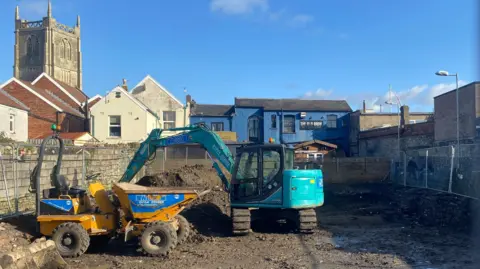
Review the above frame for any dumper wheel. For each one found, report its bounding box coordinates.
[140,221,177,257]
[297,209,317,234]
[52,222,90,258]
[175,215,191,244]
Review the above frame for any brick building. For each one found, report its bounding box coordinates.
[349,104,433,156]
[433,82,480,145]
[0,73,88,139]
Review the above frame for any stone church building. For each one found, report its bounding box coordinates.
[0,2,89,139]
[13,2,82,90]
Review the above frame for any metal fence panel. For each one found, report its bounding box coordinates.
[392,143,480,200]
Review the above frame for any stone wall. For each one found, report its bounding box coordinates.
[0,146,140,214]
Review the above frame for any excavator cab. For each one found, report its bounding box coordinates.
[231,144,289,202]
[229,143,323,235]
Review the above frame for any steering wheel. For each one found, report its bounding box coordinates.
[85,173,101,181]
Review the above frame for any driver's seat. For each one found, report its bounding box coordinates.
[45,168,86,198]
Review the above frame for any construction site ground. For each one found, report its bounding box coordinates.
[1,165,478,269]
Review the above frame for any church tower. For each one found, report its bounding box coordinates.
[13,1,82,90]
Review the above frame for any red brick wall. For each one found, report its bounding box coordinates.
[29,114,56,138]
[34,77,80,108]
[2,80,86,138]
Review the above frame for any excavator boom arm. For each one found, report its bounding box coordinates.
[118,125,235,191]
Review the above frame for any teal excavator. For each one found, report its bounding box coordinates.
[119,124,323,235]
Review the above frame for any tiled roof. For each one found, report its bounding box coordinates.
[235,98,352,112]
[0,88,29,111]
[190,104,234,116]
[88,97,101,107]
[54,79,88,103]
[21,80,85,118]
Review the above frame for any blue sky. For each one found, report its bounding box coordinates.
[0,0,477,112]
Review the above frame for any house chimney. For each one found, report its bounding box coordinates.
[186,94,192,104]
[362,100,366,113]
[400,105,410,127]
[121,79,128,91]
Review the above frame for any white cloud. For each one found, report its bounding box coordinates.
[268,8,286,21]
[301,81,470,112]
[210,0,315,29]
[210,0,269,15]
[302,88,333,99]
[287,14,314,27]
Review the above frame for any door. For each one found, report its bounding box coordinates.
[232,149,260,200]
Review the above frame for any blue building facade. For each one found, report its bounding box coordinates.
[232,98,352,153]
[190,98,352,154]
[189,104,234,131]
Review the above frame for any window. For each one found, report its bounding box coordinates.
[115,91,121,98]
[300,120,323,130]
[248,116,260,141]
[262,149,281,189]
[283,115,295,133]
[9,115,15,133]
[235,150,259,198]
[285,149,294,170]
[65,41,71,60]
[109,116,121,137]
[271,115,277,128]
[59,40,65,59]
[211,122,224,131]
[327,115,337,128]
[163,111,176,129]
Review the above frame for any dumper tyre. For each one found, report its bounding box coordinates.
[140,221,178,257]
[175,215,191,244]
[52,222,90,258]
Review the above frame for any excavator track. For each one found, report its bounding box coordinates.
[231,208,251,235]
[297,209,317,234]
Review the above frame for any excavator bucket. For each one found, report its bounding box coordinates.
[0,237,68,269]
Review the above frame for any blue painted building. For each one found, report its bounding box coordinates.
[189,98,352,154]
[189,104,234,131]
[233,98,352,153]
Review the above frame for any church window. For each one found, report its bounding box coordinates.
[59,41,65,59]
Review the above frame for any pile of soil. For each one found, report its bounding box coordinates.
[390,185,478,231]
[0,221,33,253]
[136,164,222,189]
[137,165,232,241]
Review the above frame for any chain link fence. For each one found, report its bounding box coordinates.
[392,143,480,199]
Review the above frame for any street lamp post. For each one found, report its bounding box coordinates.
[385,90,403,162]
[435,70,460,151]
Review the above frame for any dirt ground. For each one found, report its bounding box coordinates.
[1,165,478,269]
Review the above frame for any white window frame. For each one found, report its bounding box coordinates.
[9,114,15,133]
[163,111,176,130]
[283,115,296,133]
[109,115,121,137]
